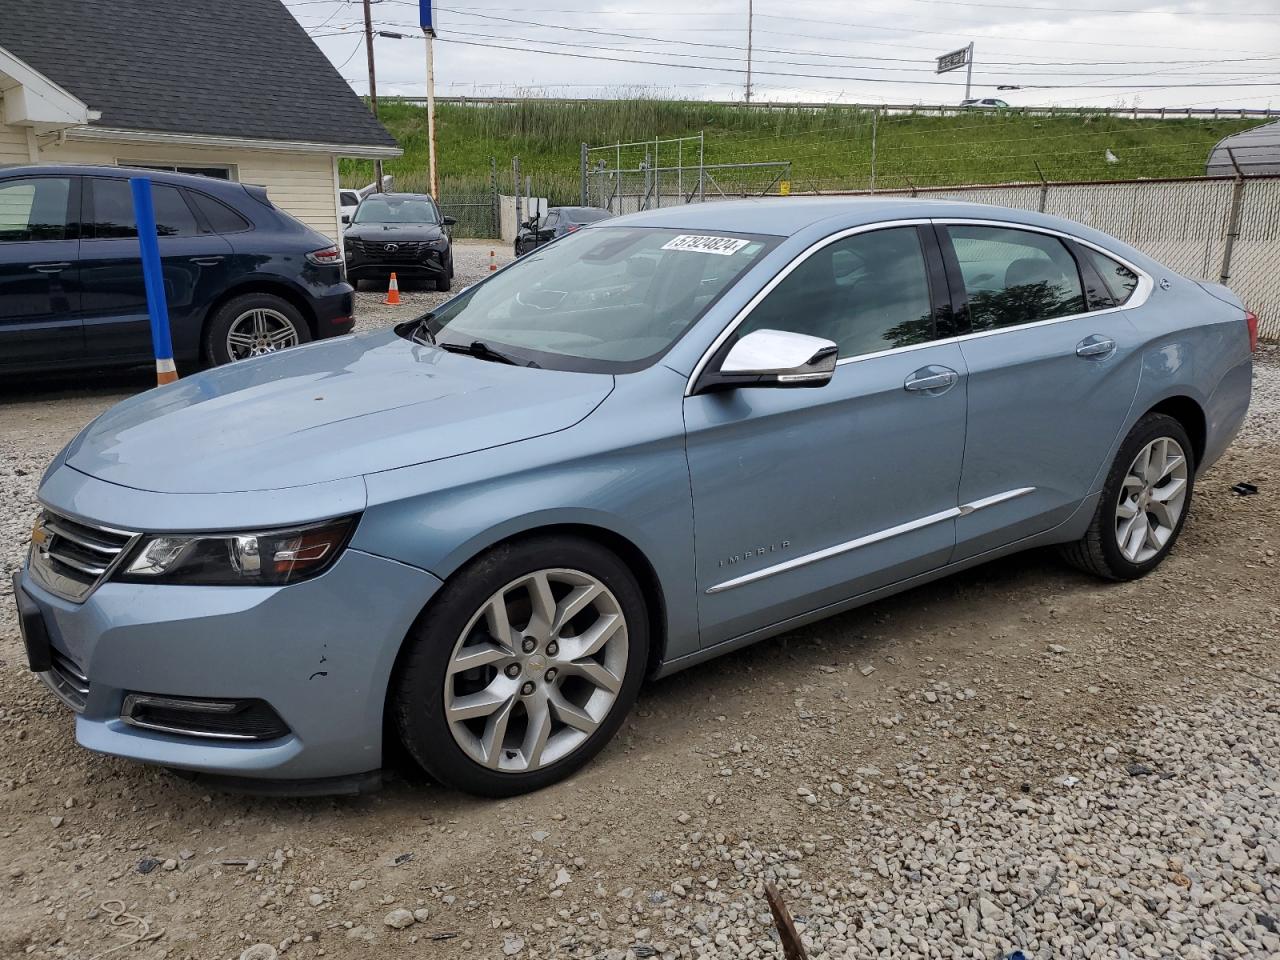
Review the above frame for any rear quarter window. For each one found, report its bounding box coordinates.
[188,191,252,234]
[1080,245,1139,307]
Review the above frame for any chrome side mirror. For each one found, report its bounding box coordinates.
[698,329,838,393]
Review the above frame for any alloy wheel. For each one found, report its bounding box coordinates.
[226,308,300,360]
[1114,436,1189,564]
[444,568,628,773]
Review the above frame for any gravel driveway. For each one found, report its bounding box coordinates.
[1,316,1277,959]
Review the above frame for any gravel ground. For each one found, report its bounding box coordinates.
[0,336,1276,960]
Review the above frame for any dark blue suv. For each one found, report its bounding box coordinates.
[0,165,355,375]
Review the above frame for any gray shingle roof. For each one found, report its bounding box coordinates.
[0,0,398,150]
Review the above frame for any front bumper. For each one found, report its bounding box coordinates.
[15,548,441,782]
[345,254,447,283]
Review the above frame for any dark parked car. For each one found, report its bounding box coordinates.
[0,165,354,374]
[344,193,455,292]
[514,206,612,256]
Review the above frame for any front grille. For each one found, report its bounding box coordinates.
[122,694,290,741]
[44,649,89,712]
[348,238,429,261]
[28,509,137,602]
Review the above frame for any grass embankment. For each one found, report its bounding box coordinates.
[342,98,1259,202]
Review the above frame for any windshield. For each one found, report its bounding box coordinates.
[415,226,777,372]
[354,197,440,224]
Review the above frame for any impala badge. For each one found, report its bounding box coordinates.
[718,541,791,568]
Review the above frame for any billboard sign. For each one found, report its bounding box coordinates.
[419,0,434,33]
[936,46,970,74]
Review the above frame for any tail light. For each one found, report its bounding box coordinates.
[1245,310,1259,353]
[566,224,580,233]
[306,244,343,266]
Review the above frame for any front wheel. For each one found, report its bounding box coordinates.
[392,537,648,796]
[1060,413,1195,581]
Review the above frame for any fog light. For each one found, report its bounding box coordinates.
[121,694,289,741]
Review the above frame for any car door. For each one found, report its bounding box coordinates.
[79,176,233,362]
[534,211,559,249]
[938,221,1145,559]
[0,174,83,369]
[683,224,970,647]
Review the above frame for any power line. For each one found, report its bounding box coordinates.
[361,5,1280,72]
[429,35,1280,88]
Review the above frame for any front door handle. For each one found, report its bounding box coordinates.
[29,262,71,274]
[190,256,225,266]
[1076,335,1116,359]
[904,366,960,394]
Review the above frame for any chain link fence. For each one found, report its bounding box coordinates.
[582,134,792,215]
[832,175,1280,340]
[584,161,792,215]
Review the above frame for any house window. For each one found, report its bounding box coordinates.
[119,162,237,181]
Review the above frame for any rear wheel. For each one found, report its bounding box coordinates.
[204,293,310,365]
[392,537,648,796]
[1060,413,1194,580]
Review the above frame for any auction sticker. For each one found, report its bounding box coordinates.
[661,234,751,256]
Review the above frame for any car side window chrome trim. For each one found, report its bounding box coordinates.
[705,487,1035,595]
[686,217,1154,393]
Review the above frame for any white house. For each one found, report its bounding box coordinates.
[0,0,399,241]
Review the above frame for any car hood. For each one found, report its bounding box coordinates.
[345,223,446,242]
[64,330,615,494]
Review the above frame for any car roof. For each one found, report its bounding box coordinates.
[553,206,609,217]
[364,192,436,201]
[0,163,245,196]
[605,196,1160,267]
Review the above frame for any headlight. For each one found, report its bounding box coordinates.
[116,517,356,586]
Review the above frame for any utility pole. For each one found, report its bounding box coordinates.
[423,26,439,199]
[362,0,384,191]
[964,41,974,102]
[745,0,753,104]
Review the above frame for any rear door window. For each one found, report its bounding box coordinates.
[943,224,1087,331]
[89,178,199,238]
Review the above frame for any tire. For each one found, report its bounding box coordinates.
[392,536,649,797]
[435,268,452,293]
[204,293,311,366]
[1060,412,1195,581]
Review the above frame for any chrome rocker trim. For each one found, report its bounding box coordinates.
[705,487,1035,594]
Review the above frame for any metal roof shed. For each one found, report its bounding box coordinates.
[1206,121,1280,176]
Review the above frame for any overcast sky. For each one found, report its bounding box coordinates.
[286,0,1280,109]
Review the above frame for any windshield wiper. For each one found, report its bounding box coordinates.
[436,339,538,368]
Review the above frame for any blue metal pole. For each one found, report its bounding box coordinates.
[129,177,178,385]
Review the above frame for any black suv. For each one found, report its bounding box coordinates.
[0,165,354,375]
[343,193,455,292]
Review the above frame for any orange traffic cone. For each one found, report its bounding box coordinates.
[382,272,401,305]
[489,249,497,272]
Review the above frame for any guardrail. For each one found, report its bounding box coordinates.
[383,96,1279,120]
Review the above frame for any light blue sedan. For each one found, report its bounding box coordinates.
[14,198,1256,796]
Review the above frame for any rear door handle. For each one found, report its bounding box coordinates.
[1076,335,1116,359]
[190,256,225,266]
[29,262,71,274]
[904,366,960,393]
